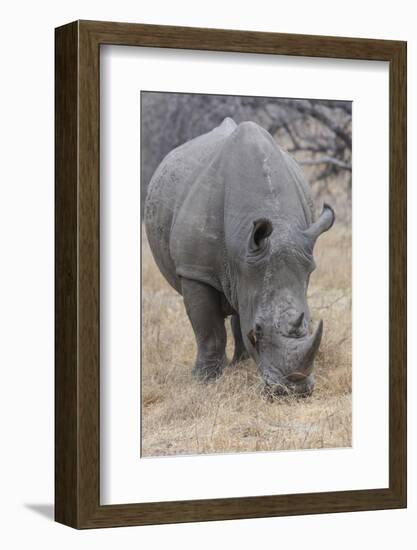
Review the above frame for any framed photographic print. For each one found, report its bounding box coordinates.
[55,20,406,528]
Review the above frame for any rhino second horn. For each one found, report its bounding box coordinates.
[304,320,323,362]
[292,312,305,330]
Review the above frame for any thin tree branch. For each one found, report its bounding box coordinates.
[299,156,352,171]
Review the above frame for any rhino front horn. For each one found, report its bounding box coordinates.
[303,319,323,364]
[290,320,323,381]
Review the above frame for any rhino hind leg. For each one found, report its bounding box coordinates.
[231,314,250,364]
[181,278,227,382]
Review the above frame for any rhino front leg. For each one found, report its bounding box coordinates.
[231,314,250,364]
[181,278,227,381]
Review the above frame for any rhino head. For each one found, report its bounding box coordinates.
[237,204,335,396]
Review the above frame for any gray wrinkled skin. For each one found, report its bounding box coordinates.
[144,118,335,396]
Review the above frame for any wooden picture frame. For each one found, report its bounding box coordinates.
[55,20,407,529]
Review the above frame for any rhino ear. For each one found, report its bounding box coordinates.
[304,204,335,246]
[249,218,273,252]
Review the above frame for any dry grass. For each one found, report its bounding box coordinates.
[141,222,351,457]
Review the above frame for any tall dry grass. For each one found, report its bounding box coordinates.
[141,223,351,457]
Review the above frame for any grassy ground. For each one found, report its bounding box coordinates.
[141,222,351,457]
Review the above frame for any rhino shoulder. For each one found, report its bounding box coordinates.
[164,117,237,162]
[229,120,276,149]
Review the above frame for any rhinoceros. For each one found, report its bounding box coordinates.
[144,118,334,396]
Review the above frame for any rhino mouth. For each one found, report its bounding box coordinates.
[263,374,315,399]
[256,320,322,398]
